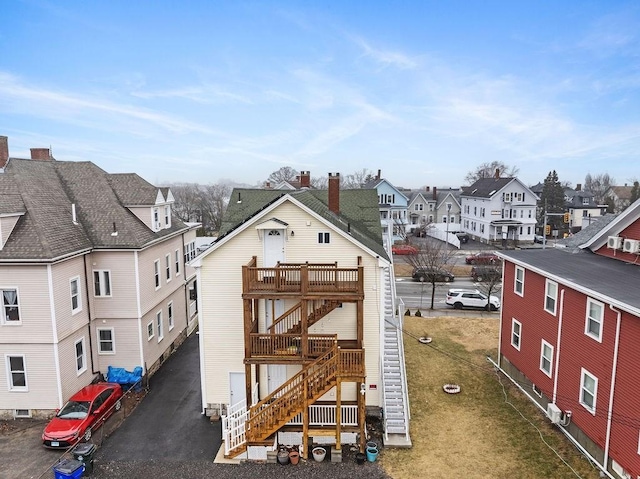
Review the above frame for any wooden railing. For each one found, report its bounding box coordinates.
[248,333,336,359]
[245,343,365,442]
[268,299,342,334]
[243,262,363,295]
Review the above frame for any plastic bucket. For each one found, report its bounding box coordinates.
[366,447,378,462]
[366,441,378,451]
[356,452,366,464]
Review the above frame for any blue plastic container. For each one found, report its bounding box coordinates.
[53,458,84,479]
[366,447,379,462]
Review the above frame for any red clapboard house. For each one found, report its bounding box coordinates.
[496,198,640,479]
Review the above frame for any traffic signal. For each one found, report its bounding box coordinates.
[545,225,551,235]
[563,212,570,223]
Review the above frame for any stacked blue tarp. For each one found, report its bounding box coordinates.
[106,366,143,391]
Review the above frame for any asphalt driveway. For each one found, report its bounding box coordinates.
[96,332,221,462]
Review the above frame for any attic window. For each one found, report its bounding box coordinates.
[318,232,330,244]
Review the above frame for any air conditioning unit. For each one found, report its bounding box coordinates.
[623,238,640,254]
[546,403,562,424]
[607,236,623,249]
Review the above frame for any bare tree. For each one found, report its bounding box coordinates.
[464,161,520,185]
[584,172,615,205]
[169,183,203,223]
[310,175,328,189]
[200,183,231,233]
[267,166,299,184]
[342,168,376,189]
[403,238,456,310]
[472,264,503,310]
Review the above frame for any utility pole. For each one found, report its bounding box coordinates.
[543,199,566,250]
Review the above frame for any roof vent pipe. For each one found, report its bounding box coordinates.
[72,204,78,225]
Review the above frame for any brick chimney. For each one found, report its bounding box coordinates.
[30,148,52,160]
[265,181,271,189]
[433,186,437,200]
[328,173,340,214]
[377,169,381,180]
[0,136,8,168]
[425,186,430,192]
[576,183,581,191]
[494,168,500,178]
[300,170,310,188]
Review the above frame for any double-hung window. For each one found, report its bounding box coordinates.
[97,328,115,354]
[70,277,82,314]
[580,368,598,414]
[544,280,558,315]
[147,321,154,341]
[75,338,86,375]
[168,301,174,330]
[175,250,180,276]
[165,254,171,282]
[156,311,163,342]
[511,319,521,350]
[540,340,553,377]
[2,288,20,323]
[154,260,160,289]
[6,355,27,391]
[164,206,170,226]
[93,271,111,297]
[514,266,524,296]
[585,298,604,342]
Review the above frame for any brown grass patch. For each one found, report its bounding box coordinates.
[380,315,601,479]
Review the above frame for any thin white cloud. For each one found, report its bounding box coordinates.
[0,72,218,135]
[131,85,253,105]
[352,36,418,70]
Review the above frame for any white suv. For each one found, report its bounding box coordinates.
[446,289,500,311]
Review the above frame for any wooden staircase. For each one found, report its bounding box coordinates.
[225,343,364,458]
[268,300,341,335]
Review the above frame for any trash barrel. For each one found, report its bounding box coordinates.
[52,458,84,479]
[72,442,97,475]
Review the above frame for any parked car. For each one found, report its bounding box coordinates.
[42,382,123,448]
[534,235,545,244]
[445,288,500,311]
[412,267,455,282]
[470,266,502,282]
[392,244,418,255]
[465,252,500,265]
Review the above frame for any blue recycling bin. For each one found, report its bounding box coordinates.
[53,458,84,479]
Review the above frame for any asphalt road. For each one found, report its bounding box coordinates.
[96,333,221,462]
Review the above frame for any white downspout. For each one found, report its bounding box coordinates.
[195,265,207,414]
[603,304,622,473]
[134,252,145,373]
[47,265,63,408]
[552,289,565,403]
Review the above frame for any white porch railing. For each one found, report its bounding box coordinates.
[287,404,359,426]
[222,399,249,456]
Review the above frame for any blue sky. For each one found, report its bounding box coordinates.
[1,1,639,189]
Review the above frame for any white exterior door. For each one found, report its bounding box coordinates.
[268,364,287,394]
[229,372,246,408]
[264,229,285,266]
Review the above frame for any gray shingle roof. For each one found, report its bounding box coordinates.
[0,158,188,261]
[498,248,640,313]
[462,177,513,198]
[220,188,389,261]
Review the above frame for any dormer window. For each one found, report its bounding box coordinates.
[153,208,160,230]
[164,205,171,227]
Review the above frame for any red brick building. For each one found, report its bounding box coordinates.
[497,199,640,479]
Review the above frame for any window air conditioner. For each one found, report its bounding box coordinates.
[623,238,640,254]
[546,403,562,424]
[607,236,623,250]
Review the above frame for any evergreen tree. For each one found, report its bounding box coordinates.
[538,170,565,234]
[630,180,640,206]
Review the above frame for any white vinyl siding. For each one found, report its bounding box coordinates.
[585,298,604,342]
[93,270,112,297]
[75,338,86,375]
[97,328,115,354]
[544,280,557,315]
[514,266,524,296]
[70,277,82,314]
[580,368,598,414]
[511,319,521,350]
[6,355,27,391]
[540,340,553,377]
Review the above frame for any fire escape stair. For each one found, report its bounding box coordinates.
[269,300,341,335]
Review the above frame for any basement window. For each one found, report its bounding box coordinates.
[14,409,31,418]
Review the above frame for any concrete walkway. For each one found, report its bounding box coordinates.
[97,332,221,462]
